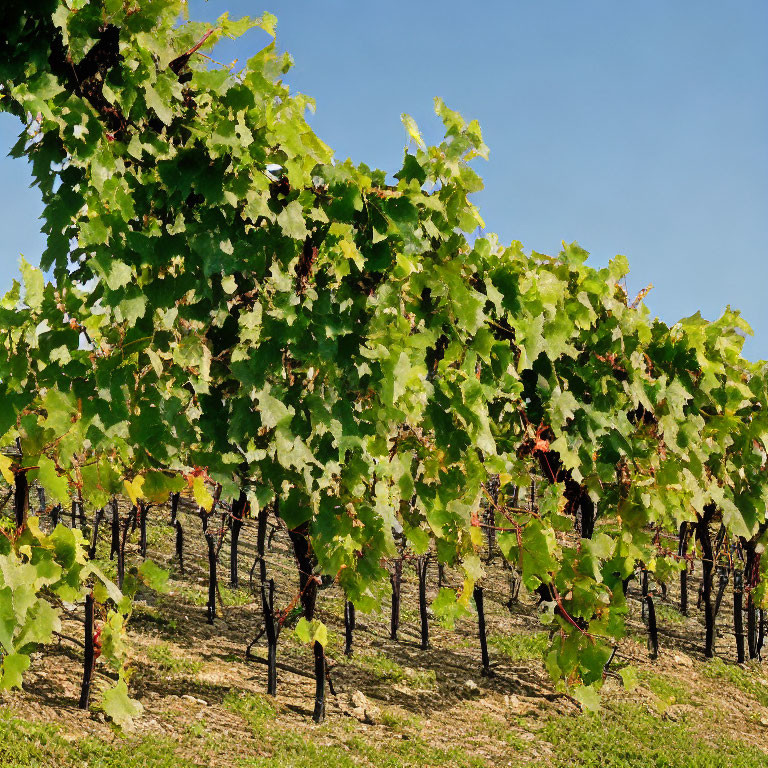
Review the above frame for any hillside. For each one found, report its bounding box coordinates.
[2,500,768,768]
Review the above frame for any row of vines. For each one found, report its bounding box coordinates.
[1,0,767,725]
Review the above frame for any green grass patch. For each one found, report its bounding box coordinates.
[352,653,436,689]
[146,642,202,676]
[476,713,528,752]
[701,658,768,707]
[224,691,482,768]
[146,524,167,550]
[233,729,486,768]
[0,711,199,768]
[93,557,119,582]
[322,629,343,655]
[175,585,208,607]
[0,705,486,768]
[224,691,278,727]
[637,670,689,705]
[380,708,422,732]
[343,734,488,768]
[488,631,549,662]
[654,603,686,625]
[219,584,253,607]
[536,702,768,767]
[131,604,179,635]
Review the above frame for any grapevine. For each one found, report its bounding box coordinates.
[0,0,767,725]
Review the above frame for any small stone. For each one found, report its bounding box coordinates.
[351,690,367,709]
[673,653,693,667]
[504,693,536,716]
[342,690,381,725]
[181,694,207,706]
[464,679,479,692]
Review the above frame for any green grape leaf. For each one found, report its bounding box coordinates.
[573,683,601,712]
[100,678,144,726]
[36,456,69,503]
[137,560,169,593]
[0,586,17,653]
[15,599,60,648]
[277,201,308,240]
[619,666,638,692]
[0,652,31,690]
[19,259,44,310]
[294,617,327,647]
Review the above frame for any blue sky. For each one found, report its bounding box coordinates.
[1,1,766,358]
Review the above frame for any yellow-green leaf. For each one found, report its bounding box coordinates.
[123,477,144,505]
[0,455,14,485]
[192,476,214,512]
[401,113,425,149]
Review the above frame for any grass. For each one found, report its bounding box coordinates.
[343,734,488,768]
[0,711,201,768]
[184,719,208,739]
[224,691,278,727]
[488,631,549,662]
[379,708,422,733]
[637,670,690,706]
[232,730,487,768]
[174,585,208,607]
[6,692,766,768]
[701,658,768,708]
[322,629,343,654]
[535,702,768,768]
[223,692,485,768]
[94,557,119,582]
[146,524,168,550]
[654,603,687,625]
[219,584,254,607]
[350,653,437,689]
[146,642,203,676]
[475,713,529,753]
[131,604,179,635]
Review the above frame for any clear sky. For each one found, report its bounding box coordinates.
[1,1,766,358]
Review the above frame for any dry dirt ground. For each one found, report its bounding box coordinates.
[3,500,768,767]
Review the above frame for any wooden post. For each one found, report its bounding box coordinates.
[78,593,96,709]
[417,556,430,650]
[390,559,402,641]
[344,600,355,656]
[474,585,492,676]
[14,470,28,529]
